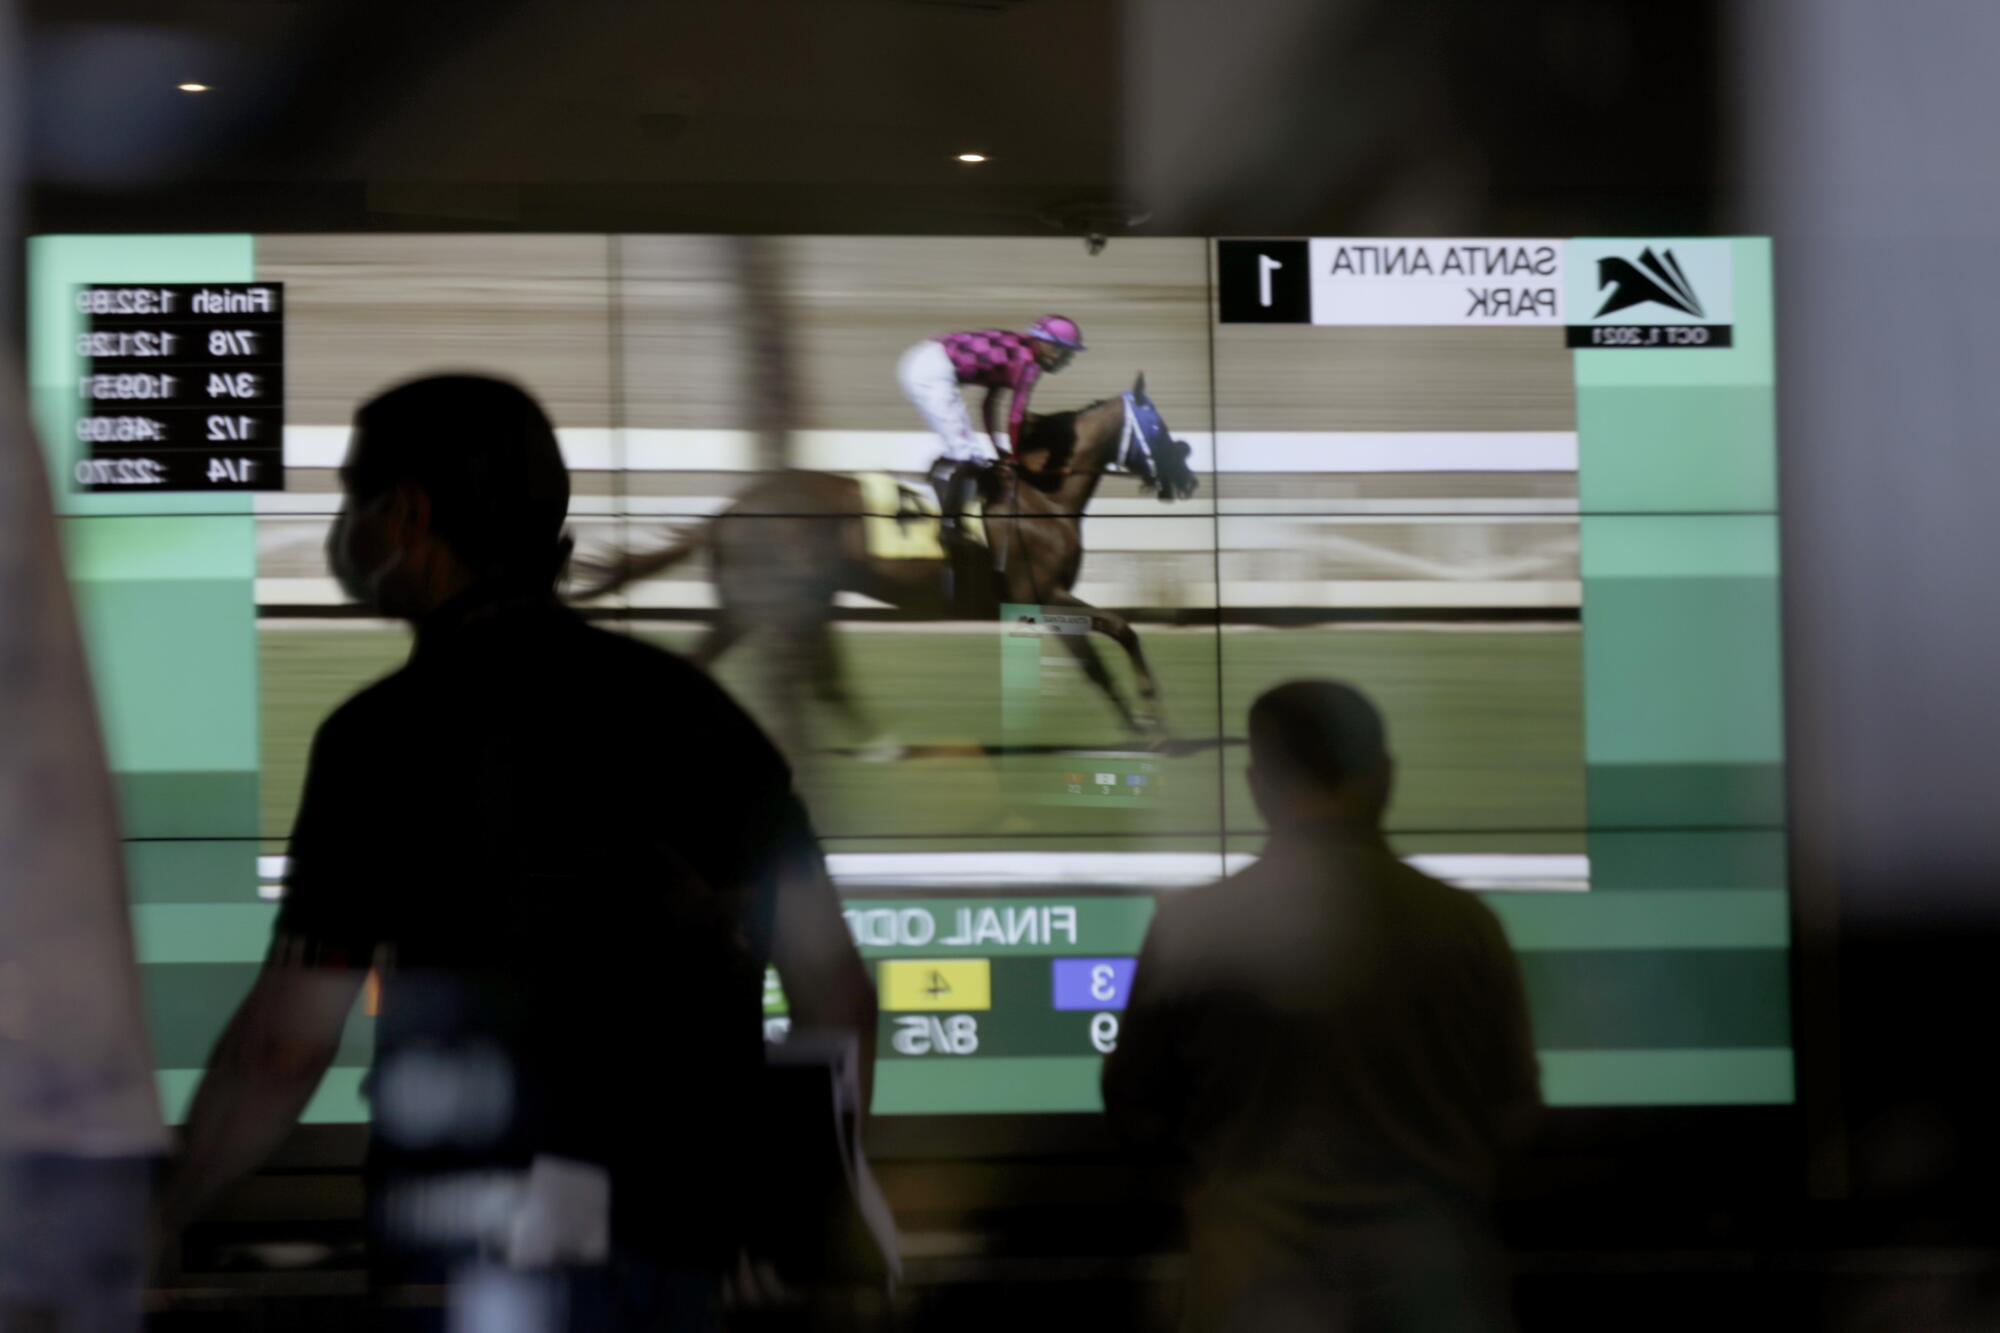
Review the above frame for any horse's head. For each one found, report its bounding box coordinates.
[1118,373,1200,502]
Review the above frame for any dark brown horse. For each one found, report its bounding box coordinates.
[570,374,1200,752]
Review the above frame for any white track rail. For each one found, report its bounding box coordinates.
[256,851,1588,898]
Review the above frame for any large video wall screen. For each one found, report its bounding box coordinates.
[27,235,1788,1120]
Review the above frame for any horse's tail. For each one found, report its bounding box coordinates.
[567,523,710,601]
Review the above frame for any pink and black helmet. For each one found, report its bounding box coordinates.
[1026,314,1086,351]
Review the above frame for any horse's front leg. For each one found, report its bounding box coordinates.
[1053,630,1143,734]
[1048,592,1168,738]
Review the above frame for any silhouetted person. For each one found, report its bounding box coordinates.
[1104,680,1540,1333]
[158,374,876,1330]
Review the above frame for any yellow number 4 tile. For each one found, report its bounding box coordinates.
[880,959,992,1012]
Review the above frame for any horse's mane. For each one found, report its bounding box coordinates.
[1016,397,1115,491]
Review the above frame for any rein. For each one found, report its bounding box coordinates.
[1016,395,1143,489]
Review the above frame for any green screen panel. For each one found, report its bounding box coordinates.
[1570,237,1789,1106]
[1521,949,1791,1049]
[1586,764,1786,831]
[133,905,278,965]
[1579,516,1784,829]
[1581,513,1780,581]
[872,1048,1797,1116]
[29,237,273,1133]
[1584,830,1788,893]
[874,1057,1106,1116]
[1582,577,1783,762]
[1540,1049,1793,1106]
[126,840,263,905]
[1577,385,1777,514]
[63,517,260,840]
[1487,889,1788,951]
[33,243,264,838]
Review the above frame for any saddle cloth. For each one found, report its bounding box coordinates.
[855,472,987,561]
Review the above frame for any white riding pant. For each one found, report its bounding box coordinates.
[898,341,998,464]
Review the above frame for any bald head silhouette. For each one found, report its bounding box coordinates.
[1247,680,1394,831]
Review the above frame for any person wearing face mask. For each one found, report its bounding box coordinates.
[157,374,878,1330]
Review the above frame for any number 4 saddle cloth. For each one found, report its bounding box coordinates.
[854,472,987,561]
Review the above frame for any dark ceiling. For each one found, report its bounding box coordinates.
[23,0,1728,237]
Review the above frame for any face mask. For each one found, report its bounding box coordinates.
[327,493,408,612]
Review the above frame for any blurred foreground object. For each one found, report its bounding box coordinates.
[1,11,166,1329]
[1742,0,2000,1208]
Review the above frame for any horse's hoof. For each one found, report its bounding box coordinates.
[855,736,907,764]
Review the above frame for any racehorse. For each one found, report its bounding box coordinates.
[568,374,1201,754]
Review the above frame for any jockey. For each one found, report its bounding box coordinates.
[897,315,1086,550]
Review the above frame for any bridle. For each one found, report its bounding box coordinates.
[1117,392,1158,481]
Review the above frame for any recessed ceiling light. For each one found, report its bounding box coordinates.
[177,82,211,93]
[956,152,988,164]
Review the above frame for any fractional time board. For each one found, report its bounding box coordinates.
[70,282,285,492]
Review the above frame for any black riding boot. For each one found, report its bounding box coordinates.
[935,460,988,545]
[930,459,969,607]
[928,454,984,604]
[929,458,962,548]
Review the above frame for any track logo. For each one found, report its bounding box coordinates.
[1565,238,1734,348]
[1594,246,1705,319]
